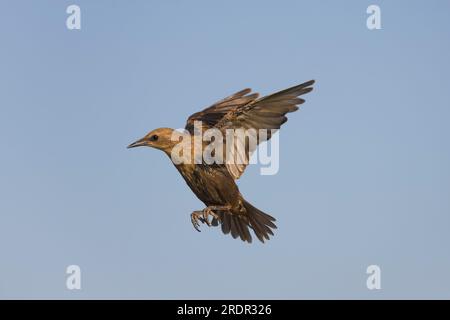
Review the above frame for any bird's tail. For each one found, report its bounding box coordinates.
[213,200,277,243]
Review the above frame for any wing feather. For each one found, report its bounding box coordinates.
[185,80,315,179]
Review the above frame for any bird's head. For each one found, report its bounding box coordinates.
[127,127,176,153]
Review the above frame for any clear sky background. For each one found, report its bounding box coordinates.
[1,0,449,299]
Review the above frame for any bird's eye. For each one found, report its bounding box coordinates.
[150,134,158,141]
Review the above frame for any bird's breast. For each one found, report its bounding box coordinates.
[174,163,239,206]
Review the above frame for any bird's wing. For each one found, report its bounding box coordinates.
[185,80,315,179]
[185,88,259,133]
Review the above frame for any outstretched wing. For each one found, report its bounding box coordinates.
[185,88,259,133]
[185,80,315,179]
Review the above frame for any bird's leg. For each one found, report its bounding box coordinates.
[190,205,231,231]
[202,205,231,226]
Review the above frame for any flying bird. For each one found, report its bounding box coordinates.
[128,80,315,243]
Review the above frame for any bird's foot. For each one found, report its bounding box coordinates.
[191,211,204,232]
[201,207,219,227]
[190,206,229,232]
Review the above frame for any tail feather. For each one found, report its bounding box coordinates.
[229,215,239,239]
[214,200,277,243]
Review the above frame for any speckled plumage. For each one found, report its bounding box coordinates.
[128,80,315,243]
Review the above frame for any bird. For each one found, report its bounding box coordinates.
[128,80,315,243]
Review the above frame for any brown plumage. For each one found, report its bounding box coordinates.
[128,80,315,243]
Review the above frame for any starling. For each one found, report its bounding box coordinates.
[128,80,315,243]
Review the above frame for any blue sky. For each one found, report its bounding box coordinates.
[0,0,450,298]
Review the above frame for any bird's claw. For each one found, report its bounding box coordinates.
[202,207,219,226]
[191,207,220,231]
[191,211,202,232]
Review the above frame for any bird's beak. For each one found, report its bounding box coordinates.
[127,137,147,149]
